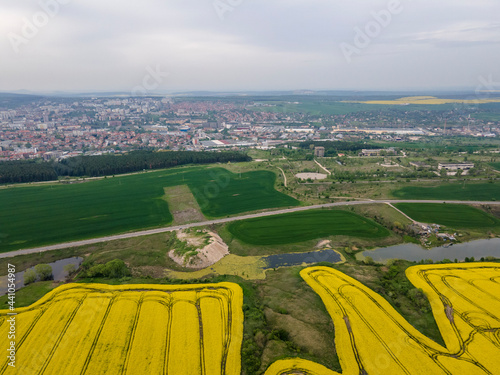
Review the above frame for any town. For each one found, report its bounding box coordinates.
[1,95,499,161]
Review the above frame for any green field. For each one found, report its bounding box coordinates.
[0,167,298,252]
[472,113,500,122]
[490,163,500,171]
[394,203,500,228]
[250,101,458,115]
[227,209,390,245]
[392,182,500,201]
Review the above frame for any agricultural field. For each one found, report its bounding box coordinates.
[392,181,500,201]
[394,203,500,229]
[4,263,499,375]
[0,166,298,252]
[490,162,500,171]
[349,95,500,105]
[0,282,243,374]
[227,209,390,246]
[267,263,500,374]
[247,101,373,115]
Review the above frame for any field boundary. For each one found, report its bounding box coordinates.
[2,200,500,259]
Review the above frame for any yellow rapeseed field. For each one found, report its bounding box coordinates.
[1,264,498,374]
[344,96,500,105]
[0,283,243,375]
[266,263,500,375]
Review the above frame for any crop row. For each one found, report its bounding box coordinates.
[266,264,500,375]
[0,283,243,375]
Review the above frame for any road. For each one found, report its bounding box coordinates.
[314,159,331,175]
[1,199,499,259]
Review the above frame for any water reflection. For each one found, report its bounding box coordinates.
[0,257,83,295]
[264,249,342,269]
[360,238,500,263]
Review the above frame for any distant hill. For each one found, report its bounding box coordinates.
[0,92,42,109]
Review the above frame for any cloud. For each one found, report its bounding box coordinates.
[0,0,499,91]
[398,22,500,48]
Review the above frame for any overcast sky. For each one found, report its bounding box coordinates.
[1,0,499,93]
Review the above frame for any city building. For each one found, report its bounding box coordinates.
[314,146,325,157]
[438,163,475,171]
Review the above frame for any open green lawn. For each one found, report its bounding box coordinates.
[0,167,298,252]
[490,163,500,171]
[394,203,500,228]
[0,281,59,310]
[227,209,390,245]
[392,182,500,201]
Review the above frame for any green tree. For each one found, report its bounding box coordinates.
[24,269,37,285]
[34,264,53,281]
[364,256,375,265]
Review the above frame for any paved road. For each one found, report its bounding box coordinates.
[1,199,499,259]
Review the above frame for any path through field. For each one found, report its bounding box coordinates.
[276,166,287,187]
[314,159,332,175]
[163,185,206,225]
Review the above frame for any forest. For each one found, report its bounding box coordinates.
[0,150,251,183]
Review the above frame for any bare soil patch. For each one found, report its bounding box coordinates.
[295,173,327,180]
[163,185,206,224]
[168,229,229,269]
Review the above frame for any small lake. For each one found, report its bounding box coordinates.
[1,257,83,295]
[264,249,342,269]
[360,238,500,263]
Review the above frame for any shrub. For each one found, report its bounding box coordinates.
[24,269,37,285]
[83,259,131,279]
[364,256,375,265]
[34,264,53,281]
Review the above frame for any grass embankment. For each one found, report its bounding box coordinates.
[227,209,390,246]
[395,203,500,229]
[0,233,183,277]
[392,181,500,201]
[0,281,59,310]
[0,166,298,252]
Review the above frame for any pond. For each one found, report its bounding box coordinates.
[359,238,500,263]
[264,249,342,269]
[1,257,83,295]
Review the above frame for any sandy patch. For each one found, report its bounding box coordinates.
[295,173,327,180]
[316,240,332,248]
[169,230,229,269]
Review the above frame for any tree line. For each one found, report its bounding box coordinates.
[0,150,251,184]
[296,140,379,156]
